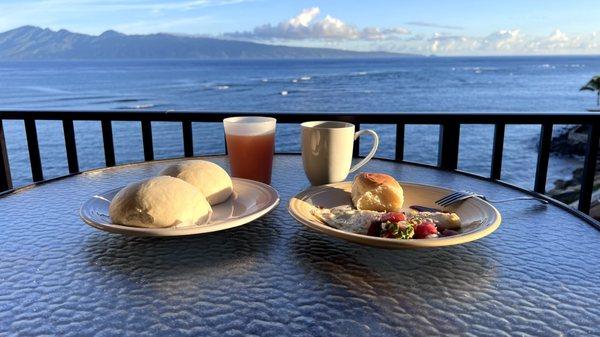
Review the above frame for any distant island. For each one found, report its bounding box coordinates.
[0,26,419,60]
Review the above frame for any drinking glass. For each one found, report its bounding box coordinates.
[223,116,276,184]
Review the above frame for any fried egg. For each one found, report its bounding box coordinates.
[406,210,462,230]
[311,206,381,234]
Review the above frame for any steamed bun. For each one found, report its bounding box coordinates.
[109,176,212,228]
[159,160,233,205]
[351,173,404,212]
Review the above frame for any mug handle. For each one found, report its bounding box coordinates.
[349,129,379,173]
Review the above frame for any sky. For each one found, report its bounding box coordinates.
[1,0,599,55]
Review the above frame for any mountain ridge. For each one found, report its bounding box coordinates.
[0,26,419,60]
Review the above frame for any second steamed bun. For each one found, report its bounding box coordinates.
[160,160,233,205]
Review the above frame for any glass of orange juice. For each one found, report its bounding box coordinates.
[223,116,276,184]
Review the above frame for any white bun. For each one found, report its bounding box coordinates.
[160,160,233,205]
[351,173,404,212]
[109,176,212,228]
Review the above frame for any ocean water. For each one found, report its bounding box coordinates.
[0,56,598,191]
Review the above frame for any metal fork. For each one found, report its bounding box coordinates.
[435,190,549,207]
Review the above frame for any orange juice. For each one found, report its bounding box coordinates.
[226,132,275,184]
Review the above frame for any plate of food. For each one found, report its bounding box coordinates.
[288,173,501,249]
[80,160,279,236]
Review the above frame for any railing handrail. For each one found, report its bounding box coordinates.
[0,109,599,124]
[0,109,598,221]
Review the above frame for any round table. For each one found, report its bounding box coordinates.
[1,155,599,337]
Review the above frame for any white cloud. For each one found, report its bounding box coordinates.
[219,7,600,55]
[422,29,600,55]
[226,7,410,41]
[288,7,320,27]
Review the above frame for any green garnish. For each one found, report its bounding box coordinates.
[381,221,414,240]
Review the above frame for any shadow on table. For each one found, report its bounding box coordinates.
[512,202,549,214]
[290,226,499,306]
[294,184,352,208]
[81,214,280,283]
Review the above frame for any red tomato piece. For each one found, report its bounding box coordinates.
[381,212,406,223]
[414,222,438,239]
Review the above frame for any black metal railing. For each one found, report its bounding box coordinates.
[0,110,598,217]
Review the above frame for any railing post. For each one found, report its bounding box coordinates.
[578,124,599,213]
[101,120,116,167]
[24,118,43,182]
[62,119,79,174]
[534,123,553,193]
[182,121,194,157]
[395,123,405,162]
[490,123,505,180]
[438,122,460,170]
[0,119,13,191]
[353,123,361,158]
[141,121,154,161]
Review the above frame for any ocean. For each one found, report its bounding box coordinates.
[0,56,598,191]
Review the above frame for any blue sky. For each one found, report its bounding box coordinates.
[1,0,599,55]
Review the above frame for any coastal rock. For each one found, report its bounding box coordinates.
[550,125,591,156]
[550,125,600,220]
[591,201,600,220]
[549,166,600,221]
[553,179,568,189]
[551,125,600,158]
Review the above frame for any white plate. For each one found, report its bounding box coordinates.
[288,181,501,249]
[80,178,279,236]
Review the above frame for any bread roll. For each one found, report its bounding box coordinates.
[160,160,233,205]
[351,173,404,212]
[109,176,212,228]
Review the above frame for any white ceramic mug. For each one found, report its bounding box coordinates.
[301,121,379,185]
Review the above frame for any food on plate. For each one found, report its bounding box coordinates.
[109,176,212,228]
[312,171,464,239]
[367,210,462,239]
[312,206,462,240]
[312,206,380,235]
[406,210,461,230]
[160,160,233,205]
[351,173,404,212]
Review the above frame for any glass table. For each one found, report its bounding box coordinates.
[1,155,598,336]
